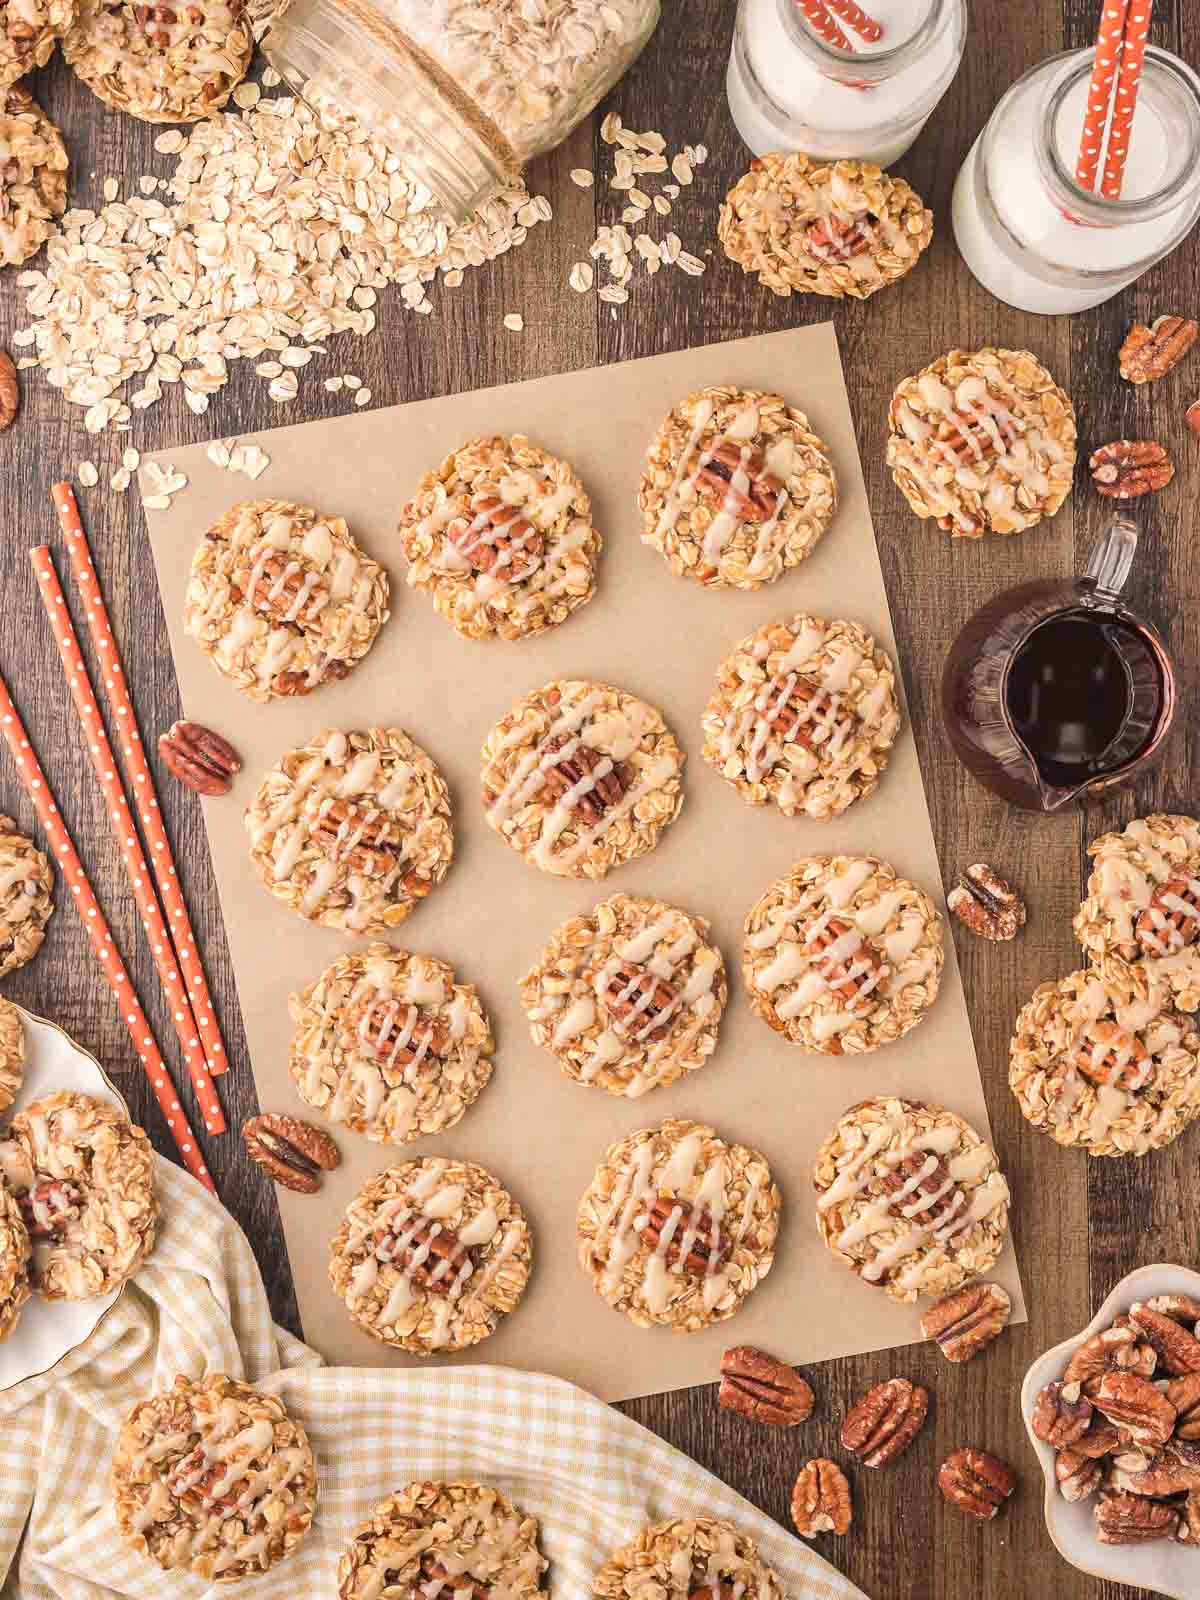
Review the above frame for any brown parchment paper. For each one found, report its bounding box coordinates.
[140,323,1026,1402]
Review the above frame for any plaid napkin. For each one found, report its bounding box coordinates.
[0,1160,867,1600]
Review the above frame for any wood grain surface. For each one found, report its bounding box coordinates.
[1,4,1198,1596]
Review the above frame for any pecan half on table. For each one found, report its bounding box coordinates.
[938,1449,1016,1519]
[840,1377,928,1467]
[921,1282,1011,1363]
[158,720,242,796]
[242,1113,340,1194]
[1090,440,1174,498]
[1118,315,1198,383]
[0,351,18,432]
[694,443,783,522]
[541,735,630,824]
[791,1458,852,1536]
[946,863,1025,942]
[638,1194,728,1276]
[718,1346,814,1426]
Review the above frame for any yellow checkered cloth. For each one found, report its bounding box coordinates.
[0,1161,866,1600]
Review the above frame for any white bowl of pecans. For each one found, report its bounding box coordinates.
[1023,1264,1200,1598]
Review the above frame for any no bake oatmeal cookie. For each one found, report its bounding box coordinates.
[887,347,1077,539]
[246,727,453,932]
[0,84,67,269]
[1010,967,1200,1157]
[702,613,901,821]
[813,1096,1011,1303]
[0,813,53,977]
[338,1481,547,1600]
[399,434,601,642]
[595,1518,784,1600]
[289,944,494,1143]
[639,386,837,590]
[481,679,684,879]
[329,1157,532,1354]
[0,1090,157,1298]
[577,1118,780,1332]
[0,993,23,1112]
[111,1373,316,1582]
[1074,814,1200,1012]
[718,154,933,301]
[64,0,251,121]
[184,498,389,703]
[0,1183,30,1341]
[1,0,74,88]
[520,892,726,1098]
[743,855,944,1055]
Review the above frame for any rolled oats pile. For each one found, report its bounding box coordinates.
[12,93,550,432]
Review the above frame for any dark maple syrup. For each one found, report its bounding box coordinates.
[1004,608,1165,788]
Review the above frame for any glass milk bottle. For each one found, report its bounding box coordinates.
[953,48,1200,315]
[726,0,965,168]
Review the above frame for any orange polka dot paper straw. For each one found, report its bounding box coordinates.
[792,0,852,52]
[1102,1,1152,199]
[52,481,228,1079]
[30,546,226,1138]
[0,670,216,1194]
[1076,0,1130,191]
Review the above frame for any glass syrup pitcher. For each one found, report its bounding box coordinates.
[941,518,1176,811]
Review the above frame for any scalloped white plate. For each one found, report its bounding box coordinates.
[1022,1263,1200,1598]
[0,1007,128,1392]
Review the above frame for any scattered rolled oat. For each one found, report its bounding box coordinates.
[354,388,371,407]
[503,313,525,332]
[568,261,594,292]
[570,168,594,187]
[77,460,99,487]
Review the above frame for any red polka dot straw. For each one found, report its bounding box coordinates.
[825,0,884,45]
[792,0,853,52]
[29,547,226,1138]
[0,670,216,1194]
[52,481,229,1080]
[1101,2,1152,199]
[1076,0,1131,192]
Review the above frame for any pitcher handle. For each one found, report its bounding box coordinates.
[1083,516,1138,605]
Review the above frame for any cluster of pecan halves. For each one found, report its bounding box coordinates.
[717,1286,1019,1540]
[1032,1295,1200,1546]
[1091,312,1200,501]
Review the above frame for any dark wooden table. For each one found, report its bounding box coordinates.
[2,2,1198,1595]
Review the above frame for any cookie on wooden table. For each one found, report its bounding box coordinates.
[0,814,53,977]
[887,346,1077,539]
[245,727,454,932]
[702,613,902,821]
[743,855,944,1055]
[184,498,389,703]
[0,1090,158,1298]
[63,0,251,121]
[338,1482,548,1600]
[813,1096,1011,1303]
[639,385,837,589]
[289,943,494,1142]
[0,994,23,1112]
[480,679,685,879]
[520,892,726,1098]
[718,154,933,301]
[328,1157,532,1354]
[0,1184,30,1341]
[576,1118,780,1332]
[399,433,601,641]
[0,0,74,87]
[1074,813,1200,1012]
[0,85,67,269]
[111,1373,317,1582]
[594,1518,785,1600]
[1010,967,1200,1158]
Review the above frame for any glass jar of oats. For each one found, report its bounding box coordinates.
[263,0,660,224]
